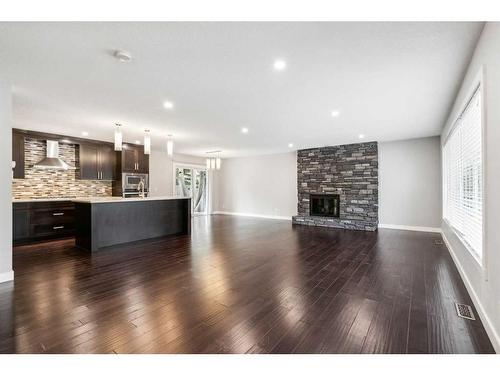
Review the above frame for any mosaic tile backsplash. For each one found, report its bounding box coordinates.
[12,137,112,199]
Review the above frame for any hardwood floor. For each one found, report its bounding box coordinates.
[0,215,494,354]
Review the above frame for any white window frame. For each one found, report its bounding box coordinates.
[442,67,487,273]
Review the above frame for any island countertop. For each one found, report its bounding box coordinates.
[13,196,190,204]
[72,196,190,204]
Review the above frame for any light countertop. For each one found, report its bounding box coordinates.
[13,197,79,203]
[72,196,190,204]
[13,196,190,204]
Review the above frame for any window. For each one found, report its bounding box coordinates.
[443,85,483,261]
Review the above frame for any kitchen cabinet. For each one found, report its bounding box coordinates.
[138,147,149,173]
[12,132,25,179]
[13,201,75,245]
[99,144,116,180]
[121,144,149,173]
[79,143,116,180]
[122,146,138,173]
[13,206,30,241]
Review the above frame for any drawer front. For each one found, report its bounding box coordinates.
[29,201,75,210]
[31,208,75,225]
[32,222,75,237]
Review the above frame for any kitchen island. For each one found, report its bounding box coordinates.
[73,196,191,252]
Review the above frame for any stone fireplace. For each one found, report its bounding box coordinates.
[292,142,378,231]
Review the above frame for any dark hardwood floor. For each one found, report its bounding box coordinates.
[0,215,494,354]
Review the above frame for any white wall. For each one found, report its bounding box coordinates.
[0,82,13,283]
[379,136,442,230]
[441,23,500,352]
[149,151,206,197]
[213,152,297,219]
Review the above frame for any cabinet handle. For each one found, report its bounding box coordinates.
[53,212,64,216]
[53,226,64,230]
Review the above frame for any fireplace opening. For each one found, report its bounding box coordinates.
[310,194,340,218]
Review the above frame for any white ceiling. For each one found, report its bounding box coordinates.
[0,22,483,158]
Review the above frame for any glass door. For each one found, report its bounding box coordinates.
[174,165,208,215]
[192,168,208,215]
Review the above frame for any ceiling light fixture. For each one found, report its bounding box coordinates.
[113,50,132,63]
[206,151,222,171]
[216,152,221,170]
[81,131,89,137]
[135,140,140,145]
[144,129,151,155]
[241,127,249,134]
[163,101,174,110]
[331,110,340,118]
[166,135,174,156]
[273,59,287,71]
[114,123,123,151]
[288,143,294,148]
[358,134,365,139]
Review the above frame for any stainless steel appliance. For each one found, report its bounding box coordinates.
[122,173,149,198]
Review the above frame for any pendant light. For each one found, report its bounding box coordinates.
[166,135,174,156]
[144,129,151,155]
[114,123,123,151]
[206,151,222,171]
[216,152,221,170]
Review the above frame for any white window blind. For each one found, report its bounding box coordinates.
[443,86,483,260]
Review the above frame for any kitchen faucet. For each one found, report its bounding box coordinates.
[137,178,146,198]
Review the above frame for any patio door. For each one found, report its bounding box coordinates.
[174,164,208,215]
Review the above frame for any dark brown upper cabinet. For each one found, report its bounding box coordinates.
[12,132,25,179]
[78,143,117,180]
[120,144,149,174]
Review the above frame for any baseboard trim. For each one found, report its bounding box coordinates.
[378,224,442,233]
[441,231,500,353]
[213,211,292,221]
[0,270,14,283]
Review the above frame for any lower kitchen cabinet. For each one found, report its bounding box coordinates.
[13,201,75,245]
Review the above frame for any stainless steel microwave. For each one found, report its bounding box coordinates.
[122,173,149,190]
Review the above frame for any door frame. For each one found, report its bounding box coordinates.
[172,162,209,215]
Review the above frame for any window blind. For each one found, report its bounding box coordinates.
[443,86,483,260]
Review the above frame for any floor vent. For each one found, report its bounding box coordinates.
[434,239,444,245]
[455,303,475,320]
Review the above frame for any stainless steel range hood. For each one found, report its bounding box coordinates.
[34,140,74,170]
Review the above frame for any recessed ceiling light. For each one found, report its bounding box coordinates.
[331,110,340,118]
[82,131,89,137]
[358,134,365,139]
[163,101,174,110]
[135,140,141,145]
[288,143,294,148]
[61,139,71,143]
[273,59,287,71]
[113,50,132,63]
[241,127,249,134]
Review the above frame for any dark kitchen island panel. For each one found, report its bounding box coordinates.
[74,197,191,252]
